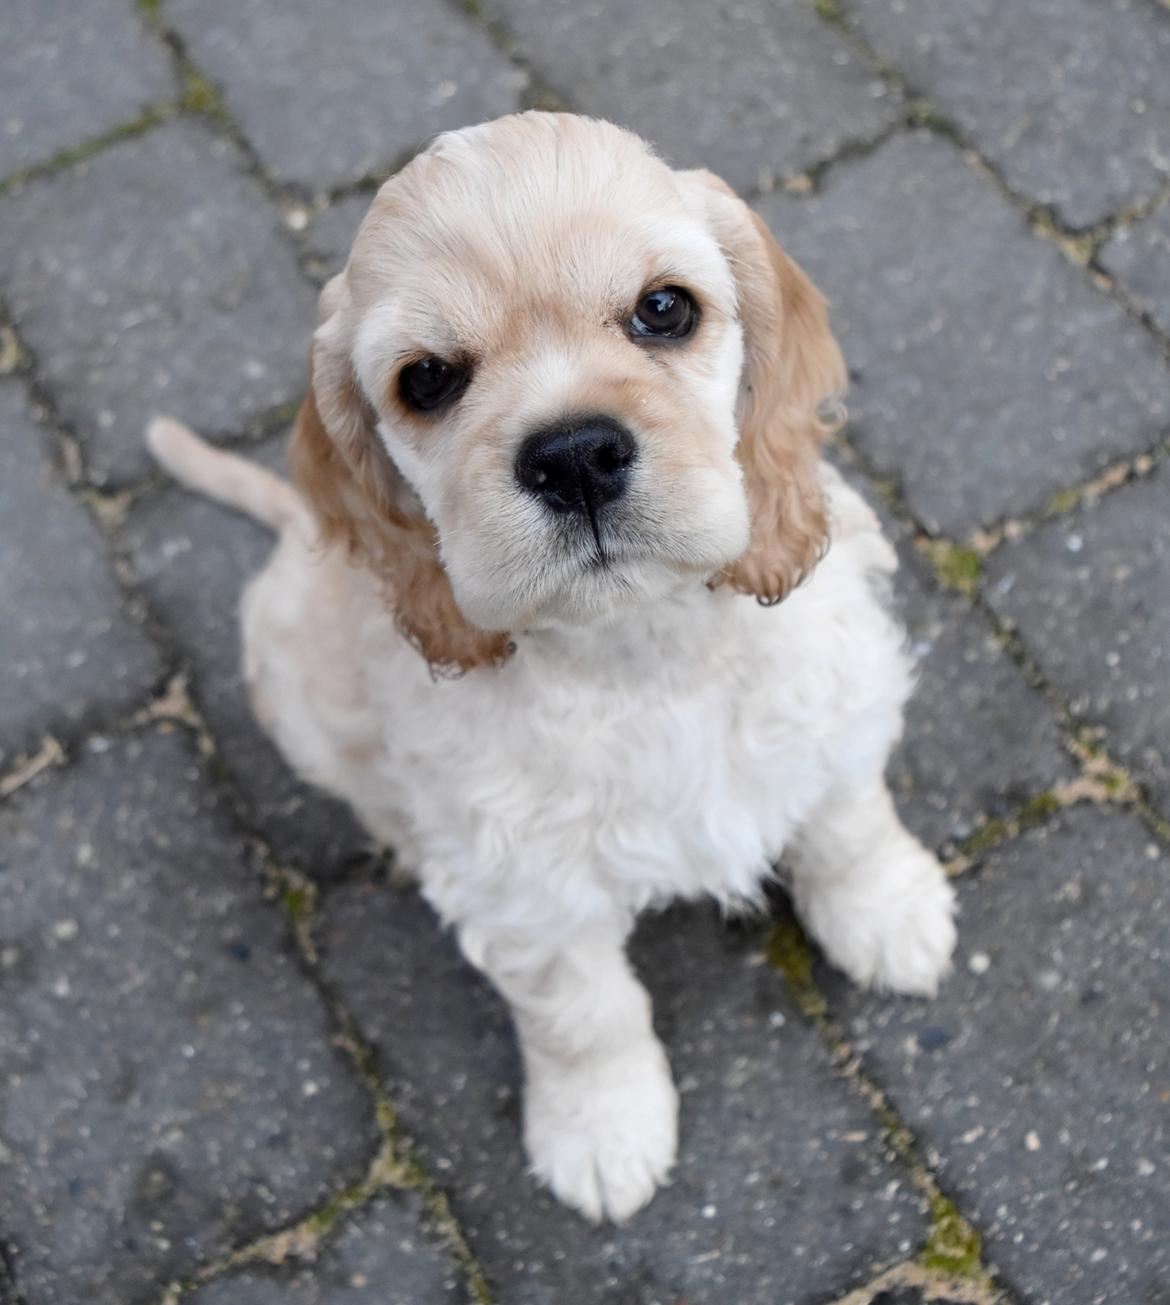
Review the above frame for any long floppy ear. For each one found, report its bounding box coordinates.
[690,172,846,604]
[290,274,510,676]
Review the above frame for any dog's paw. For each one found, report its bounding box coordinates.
[524,1041,678,1223]
[799,847,957,997]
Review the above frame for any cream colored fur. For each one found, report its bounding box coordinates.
[147,112,955,1224]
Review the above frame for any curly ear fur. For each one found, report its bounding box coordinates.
[291,276,510,676]
[692,172,846,604]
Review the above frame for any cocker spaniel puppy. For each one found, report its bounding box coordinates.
[149,111,956,1223]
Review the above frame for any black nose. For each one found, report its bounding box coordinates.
[514,417,637,514]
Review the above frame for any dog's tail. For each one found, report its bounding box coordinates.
[146,416,308,534]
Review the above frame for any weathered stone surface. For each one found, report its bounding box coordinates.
[823,807,1170,1305]
[125,433,367,879]
[843,0,1170,227]
[168,0,524,193]
[1100,201,1170,339]
[757,133,1170,536]
[0,121,317,485]
[304,195,371,280]
[0,0,174,179]
[321,885,929,1304]
[890,543,1071,852]
[0,730,377,1305]
[187,1193,467,1304]
[985,465,1170,815]
[479,0,900,192]
[0,382,160,769]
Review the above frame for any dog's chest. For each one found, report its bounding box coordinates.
[526,673,823,902]
[390,601,850,908]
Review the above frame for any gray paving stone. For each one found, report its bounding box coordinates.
[0,729,378,1305]
[168,0,525,193]
[321,886,929,1305]
[0,120,317,486]
[125,432,367,879]
[0,382,161,770]
[479,0,900,193]
[0,0,175,179]
[888,541,1072,852]
[822,807,1170,1305]
[1100,200,1170,339]
[304,195,372,280]
[843,0,1170,228]
[985,465,1170,816]
[757,133,1170,536]
[187,1193,467,1304]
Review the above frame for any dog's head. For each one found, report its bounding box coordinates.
[293,112,845,673]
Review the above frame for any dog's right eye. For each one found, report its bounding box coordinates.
[629,286,697,340]
[399,356,469,412]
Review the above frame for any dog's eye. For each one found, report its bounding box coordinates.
[399,356,469,412]
[629,287,696,340]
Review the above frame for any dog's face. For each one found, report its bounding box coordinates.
[294,113,845,672]
[347,118,752,635]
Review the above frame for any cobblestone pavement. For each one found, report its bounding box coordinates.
[1,1,1168,1302]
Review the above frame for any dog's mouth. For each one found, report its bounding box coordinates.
[562,517,647,577]
[507,501,733,624]
[488,515,718,630]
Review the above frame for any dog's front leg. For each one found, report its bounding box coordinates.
[460,917,678,1223]
[789,774,957,996]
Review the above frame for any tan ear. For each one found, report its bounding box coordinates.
[691,172,846,604]
[290,275,510,676]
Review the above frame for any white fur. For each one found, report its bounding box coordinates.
[151,417,956,1222]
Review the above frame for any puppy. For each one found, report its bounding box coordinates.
[149,111,956,1223]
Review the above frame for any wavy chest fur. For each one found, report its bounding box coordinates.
[243,476,911,940]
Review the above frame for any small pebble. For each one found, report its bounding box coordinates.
[1025,1130,1041,1151]
[968,951,991,975]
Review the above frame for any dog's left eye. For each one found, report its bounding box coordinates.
[629,287,697,340]
[399,356,469,412]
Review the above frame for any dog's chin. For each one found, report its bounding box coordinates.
[451,540,732,635]
[535,555,690,627]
